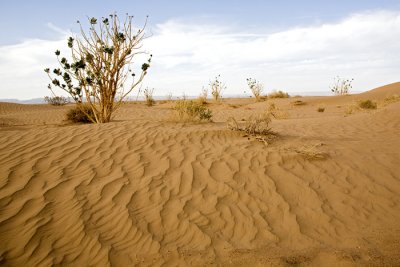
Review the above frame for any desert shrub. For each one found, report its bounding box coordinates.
[197,87,208,105]
[44,96,69,106]
[143,87,155,106]
[292,100,306,106]
[66,104,95,123]
[210,75,226,102]
[246,78,263,101]
[268,90,289,99]
[227,113,276,144]
[330,76,353,95]
[227,114,272,135]
[358,99,377,109]
[45,13,152,123]
[173,100,212,122]
[317,107,325,112]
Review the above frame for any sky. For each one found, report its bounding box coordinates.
[0,0,400,99]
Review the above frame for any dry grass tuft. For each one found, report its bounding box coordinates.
[66,104,95,123]
[268,90,290,99]
[358,99,377,109]
[317,107,325,112]
[197,87,208,105]
[383,94,400,105]
[144,87,155,107]
[227,110,277,144]
[172,100,212,122]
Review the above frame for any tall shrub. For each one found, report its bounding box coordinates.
[45,14,152,123]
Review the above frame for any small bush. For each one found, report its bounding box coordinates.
[268,90,289,99]
[246,78,263,102]
[44,96,69,106]
[144,87,155,106]
[210,75,226,102]
[197,87,208,105]
[358,99,377,109]
[173,100,212,122]
[330,76,353,95]
[317,107,325,112]
[227,114,272,135]
[66,104,95,123]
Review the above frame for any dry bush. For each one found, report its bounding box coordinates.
[197,87,208,105]
[268,90,289,99]
[227,110,276,144]
[358,99,377,109]
[210,75,226,102]
[143,87,155,106]
[292,100,306,106]
[246,78,264,102]
[317,107,325,112]
[268,103,289,119]
[66,104,95,123]
[172,100,212,122]
[45,14,152,123]
[330,76,353,95]
[44,96,69,106]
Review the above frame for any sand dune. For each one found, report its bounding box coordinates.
[1,83,400,266]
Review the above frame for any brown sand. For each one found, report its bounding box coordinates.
[1,83,400,266]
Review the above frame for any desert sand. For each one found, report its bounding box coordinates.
[1,82,400,266]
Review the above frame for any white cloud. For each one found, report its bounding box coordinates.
[1,10,400,99]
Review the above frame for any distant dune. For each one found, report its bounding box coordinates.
[1,83,400,266]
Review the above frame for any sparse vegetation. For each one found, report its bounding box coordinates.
[45,13,152,123]
[246,78,263,102]
[267,103,289,119]
[66,104,95,123]
[358,99,377,109]
[268,90,289,99]
[227,108,277,144]
[345,105,358,115]
[173,100,212,122]
[143,87,155,107]
[210,75,226,102]
[317,107,325,112]
[384,94,400,105]
[330,76,353,95]
[292,100,306,106]
[44,96,69,106]
[197,87,208,105]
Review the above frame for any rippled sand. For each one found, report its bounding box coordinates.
[1,83,400,266]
